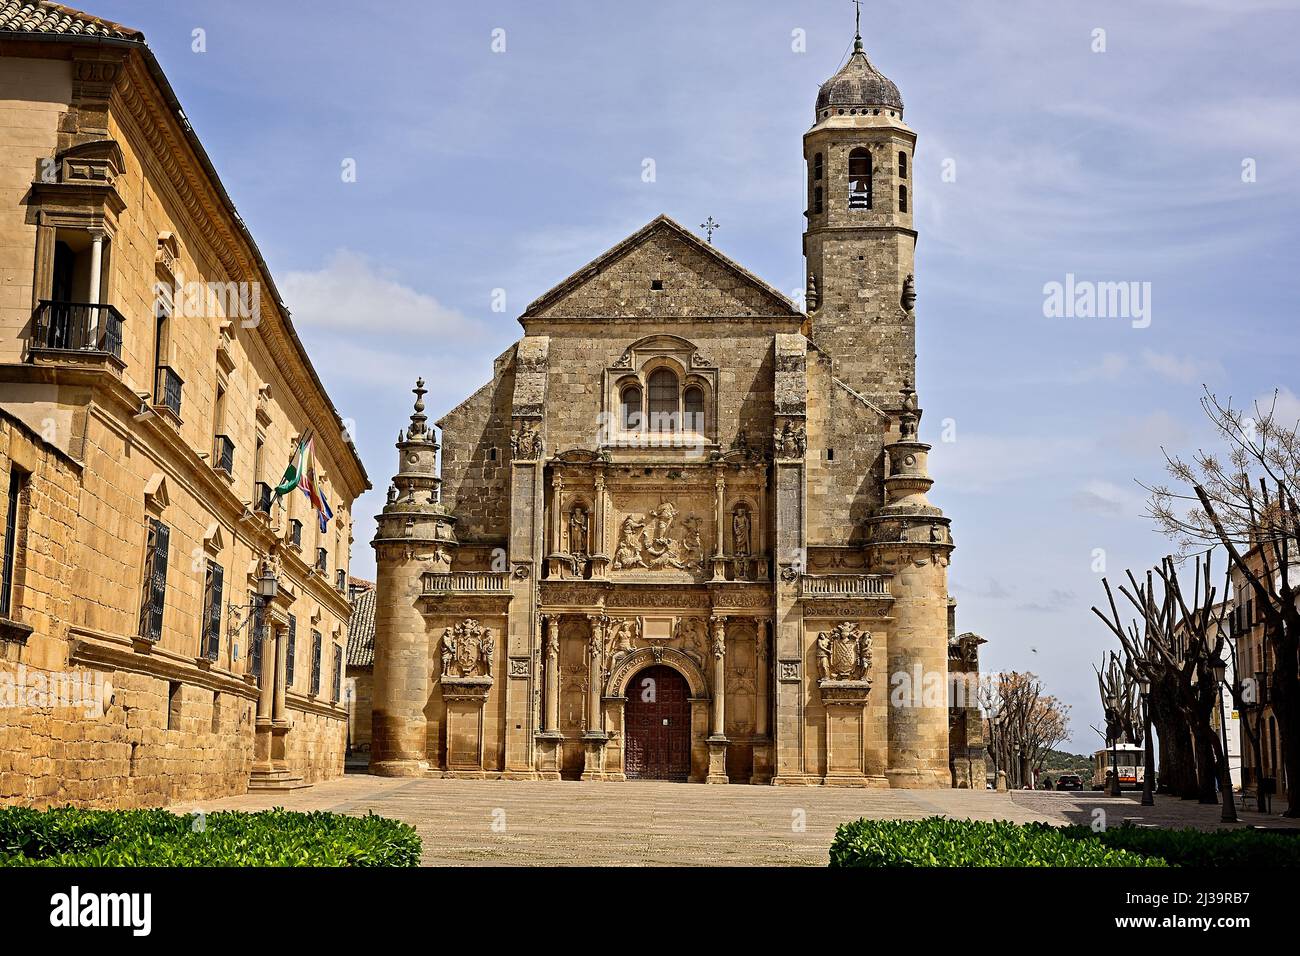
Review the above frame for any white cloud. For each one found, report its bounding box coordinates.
[282,249,470,335]
[1070,480,1144,517]
[1140,350,1223,385]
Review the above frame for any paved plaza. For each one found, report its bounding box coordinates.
[177,775,1300,866]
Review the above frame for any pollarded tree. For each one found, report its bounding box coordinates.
[1146,387,1300,816]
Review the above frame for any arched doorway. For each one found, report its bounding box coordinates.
[623,665,691,781]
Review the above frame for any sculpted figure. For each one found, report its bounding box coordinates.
[439,628,455,676]
[613,515,647,569]
[816,631,832,681]
[732,506,751,556]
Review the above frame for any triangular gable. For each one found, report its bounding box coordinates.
[143,473,169,513]
[521,215,801,322]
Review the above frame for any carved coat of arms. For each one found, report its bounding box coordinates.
[815,621,872,683]
[440,618,494,679]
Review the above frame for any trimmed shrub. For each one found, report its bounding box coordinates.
[829,817,1165,867]
[0,807,420,867]
[1068,823,1300,868]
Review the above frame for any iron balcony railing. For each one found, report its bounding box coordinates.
[213,435,235,475]
[32,300,124,360]
[154,365,183,418]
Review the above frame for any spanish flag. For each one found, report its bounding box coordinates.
[275,430,333,531]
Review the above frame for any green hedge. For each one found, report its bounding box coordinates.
[830,816,1300,867]
[1072,823,1300,868]
[0,806,420,867]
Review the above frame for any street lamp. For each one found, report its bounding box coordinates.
[1210,656,1238,823]
[1137,674,1155,807]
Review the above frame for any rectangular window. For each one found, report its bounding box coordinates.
[310,629,323,696]
[200,560,224,660]
[138,518,170,642]
[289,519,303,549]
[286,614,297,689]
[167,681,181,730]
[1,468,28,619]
[332,643,343,703]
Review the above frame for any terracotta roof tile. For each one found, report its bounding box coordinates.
[0,1,142,41]
[346,586,376,668]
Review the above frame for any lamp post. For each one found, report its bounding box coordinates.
[1211,657,1238,824]
[1138,674,1155,807]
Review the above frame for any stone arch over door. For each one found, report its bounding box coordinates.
[605,646,711,783]
[623,664,691,780]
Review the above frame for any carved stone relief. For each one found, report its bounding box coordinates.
[814,621,873,684]
[439,619,495,679]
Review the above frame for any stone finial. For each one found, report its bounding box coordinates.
[898,379,918,439]
[406,377,430,440]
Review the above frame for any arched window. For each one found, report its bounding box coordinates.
[813,186,823,215]
[683,385,705,433]
[647,368,679,432]
[898,151,908,179]
[848,148,872,209]
[620,384,642,431]
[813,152,824,181]
[899,184,909,213]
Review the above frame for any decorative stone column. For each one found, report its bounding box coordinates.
[86,229,103,340]
[581,614,607,780]
[750,617,774,784]
[706,616,729,783]
[536,615,563,780]
[590,473,610,578]
[249,585,305,791]
[710,472,727,582]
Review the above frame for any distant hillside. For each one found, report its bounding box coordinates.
[1042,750,1093,774]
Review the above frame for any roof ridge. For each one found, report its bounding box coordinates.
[520,214,800,319]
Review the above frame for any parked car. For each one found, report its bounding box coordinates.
[1056,773,1084,791]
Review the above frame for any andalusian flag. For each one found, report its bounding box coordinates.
[275,429,334,532]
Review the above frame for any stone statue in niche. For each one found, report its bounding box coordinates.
[568,504,589,574]
[815,621,872,683]
[611,503,704,571]
[440,619,494,679]
[732,505,751,556]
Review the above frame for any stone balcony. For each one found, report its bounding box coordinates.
[422,571,511,595]
[798,573,892,600]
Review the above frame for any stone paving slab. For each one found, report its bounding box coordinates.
[173,776,1300,866]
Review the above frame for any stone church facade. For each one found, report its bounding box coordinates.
[370,32,968,787]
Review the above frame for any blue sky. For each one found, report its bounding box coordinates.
[93,0,1300,750]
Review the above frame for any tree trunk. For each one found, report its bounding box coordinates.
[1271,638,1300,816]
[1151,680,1199,797]
[1192,715,1219,804]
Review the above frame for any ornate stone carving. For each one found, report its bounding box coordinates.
[508,656,531,678]
[814,622,873,684]
[568,504,589,570]
[439,619,495,679]
[510,420,544,460]
[948,631,985,666]
[773,420,807,459]
[611,502,704,571]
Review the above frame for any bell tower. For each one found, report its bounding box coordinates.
[803,18,916,405]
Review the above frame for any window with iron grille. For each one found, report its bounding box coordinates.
[316,547,328,572]
[200,560,223,660]
[310,629,322,696]
[138,518,170,642]
[286,614,297,689]
[336,568,346,592]
[1,468,27,619]
[289,519,302,549]
[332,643,343,703]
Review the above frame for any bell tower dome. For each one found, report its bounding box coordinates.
[803,18,916,405]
